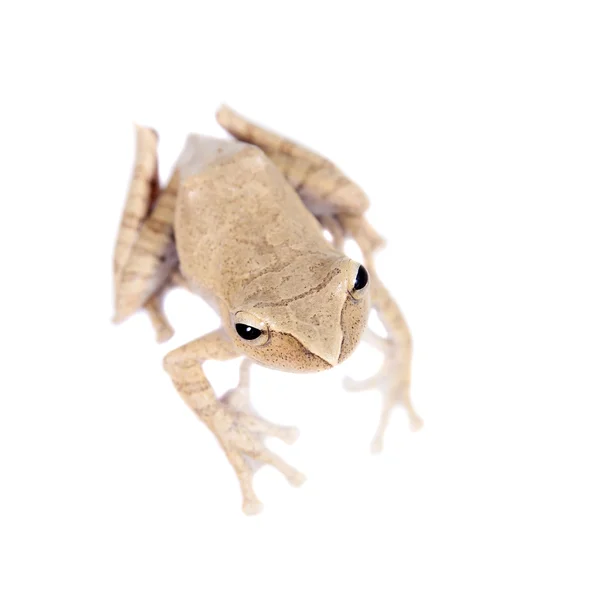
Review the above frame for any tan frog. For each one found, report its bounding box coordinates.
[113,106,422,514]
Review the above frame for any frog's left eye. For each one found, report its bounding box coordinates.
[349,264,369,299]
[233,311,270,346]
[354,265,369,291]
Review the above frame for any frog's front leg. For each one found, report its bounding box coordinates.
[163,331,304,515]
[338,214,423,450]
[222,359,300,444]
[347,267,423,451]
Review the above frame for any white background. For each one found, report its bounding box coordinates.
[1,1,599,599]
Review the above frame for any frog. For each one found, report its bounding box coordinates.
[112,106,422,514]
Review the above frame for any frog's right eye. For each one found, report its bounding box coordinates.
[233,311,270,346]
[235,323,262,340]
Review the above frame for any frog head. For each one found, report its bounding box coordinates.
[223,256,370,372]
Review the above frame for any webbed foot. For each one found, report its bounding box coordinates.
[216,360,304,514]
[343,329,423,452]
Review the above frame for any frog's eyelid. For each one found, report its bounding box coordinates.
[233,310,268,333]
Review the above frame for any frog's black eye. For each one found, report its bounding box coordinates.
[235,323,263,341]
[353,265,369,291]
[233,311,270,346]
[349,264,369,300]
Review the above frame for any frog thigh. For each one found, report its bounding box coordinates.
[113,127,180,328]
[114,172,179,324]
[216,105,369,217]
[113,125,159,282]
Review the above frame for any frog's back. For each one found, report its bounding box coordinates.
[174,135,332,306]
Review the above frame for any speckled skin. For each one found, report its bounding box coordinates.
[113,107,422,514]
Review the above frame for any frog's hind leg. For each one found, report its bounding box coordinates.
[113,125,159,282]
[216,107,385,255]
[318,215,345,251]
[113,125,181,342]
[140,265,193,343]
[144,288,174,343]
[216,105,370,218]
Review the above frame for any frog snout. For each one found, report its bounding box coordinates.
[314,346,339,368]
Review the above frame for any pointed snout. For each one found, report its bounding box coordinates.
[313,346,340,368]
[306,332,343,368]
